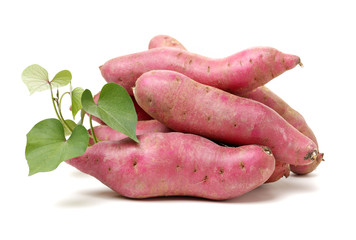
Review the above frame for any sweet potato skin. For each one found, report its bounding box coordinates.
[149,35,186,50]
[133,70,318,166]
[88,120,171,145]
[241,86,322,174]
[67,132,275,200]
[240,86,318,146]
[100,46,300,95]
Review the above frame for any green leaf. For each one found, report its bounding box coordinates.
[25,119,89,175]
[22,64,50,95]
[81,83,139,142]
[51,70,72,88]
[81,90,100,116]
[63,119,77,136]
[71,87,84,119]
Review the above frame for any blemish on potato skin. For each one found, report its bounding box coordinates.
[108,167,111,172]
[262,146,273,156]
[219,168,224,174]
[193,168,197,173]
[203,175,208,182]
[249,59,253,64]
[189,59,193,65]
[147,97,153,105]
[239,161,246,171]
[177,52,183,57]
[207,66,210,73]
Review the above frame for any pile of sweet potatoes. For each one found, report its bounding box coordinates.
[67,35,323,200]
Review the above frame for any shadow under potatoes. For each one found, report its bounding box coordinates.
[224,173,319,204]
[57,173,319,207]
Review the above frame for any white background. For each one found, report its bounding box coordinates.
[1,0,355,239]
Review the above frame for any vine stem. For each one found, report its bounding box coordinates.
[49,83,62,121]
[49,85,73,134]
[89,115,98,144]
[58,92,73,132]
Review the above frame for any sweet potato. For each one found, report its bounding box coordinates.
[100,46,301,95]
[133,70,319,166]
[148,35,291,182]
[241,86,322,174]
[88,120,171,145]
[149,35,186,50]
[67,132,275,200]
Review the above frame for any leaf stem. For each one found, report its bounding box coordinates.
[58,92,74,132]
[89,115,98,144]
[49,83,62,121]
[59,92,70,108]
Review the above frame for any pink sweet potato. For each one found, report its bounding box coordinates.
[148,35,291,182]
[100,46,301,95]
[149,35,186,50]
[133,70,319,166]
[67,132,275,200]
[88,120,171,145]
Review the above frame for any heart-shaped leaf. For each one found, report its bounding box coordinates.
[22,64,50,95]
[71,87,84,119]
[51,70,72,88]
[25,119,89,175]
[81,83,139,142]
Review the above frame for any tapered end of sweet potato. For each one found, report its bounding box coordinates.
[282,53,302,70]
[291,152,324,175]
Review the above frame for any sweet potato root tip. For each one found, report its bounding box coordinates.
[304,150,318,161]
